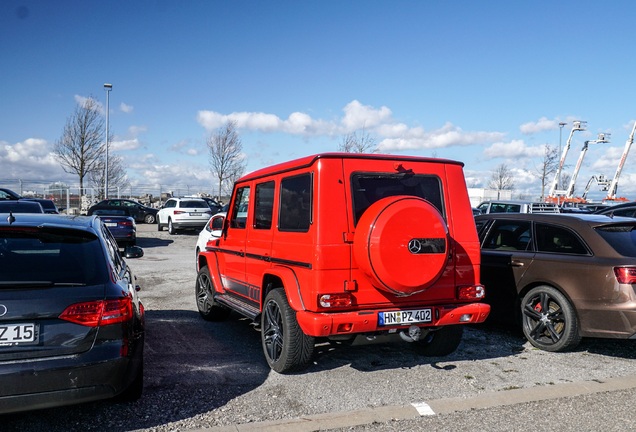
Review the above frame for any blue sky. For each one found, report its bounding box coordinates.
[2,0,636,201]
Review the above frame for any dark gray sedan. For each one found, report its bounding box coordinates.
[0,214,145,414]
[475,212,636,352]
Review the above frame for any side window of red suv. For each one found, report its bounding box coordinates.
[255,181,275,230]
[279,173,312,232]
[230,186,250,229]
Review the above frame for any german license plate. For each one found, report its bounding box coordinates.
[0,323,38,346]
[189,212,200,216]
[378,309,432,326]
[105,222,117,227]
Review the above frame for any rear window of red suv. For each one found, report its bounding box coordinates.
[351,173,443,225]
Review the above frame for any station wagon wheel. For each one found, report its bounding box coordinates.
[144,214,156,224]
[521,285,581,352]
[415,325,463,356]
[261,288,315,373]
[195,266,230,321]
[168,218,176,235]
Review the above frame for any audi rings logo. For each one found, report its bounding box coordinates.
[408,239,422,254]
[0,304,7,317]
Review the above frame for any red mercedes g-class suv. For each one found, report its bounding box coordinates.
[196,153,489,373]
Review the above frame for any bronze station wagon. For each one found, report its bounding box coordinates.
[476,212,636,352]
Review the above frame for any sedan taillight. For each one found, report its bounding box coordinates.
[59,298,133,327]
[614,267,636,284]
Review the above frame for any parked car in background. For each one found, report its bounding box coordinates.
[477,200,560,214]
[195,212,226,270]
[0,187,22,200]
[0,200,44,213]
[0,213,145,414]
[1,187,60,214]
[196,153,490,373]
[593,201,636,218]
[475,212,636,352]
[87,207,137,247]
[88,199,158,224]
[200,197,223,214]
[157,198,213,234]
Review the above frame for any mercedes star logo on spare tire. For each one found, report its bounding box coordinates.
[408,239,422,254]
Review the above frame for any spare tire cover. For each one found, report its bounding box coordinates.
[353,196,449,296]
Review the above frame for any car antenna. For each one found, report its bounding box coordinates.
[7,211,15,224]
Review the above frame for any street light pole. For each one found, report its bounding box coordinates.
[104,83,112,199]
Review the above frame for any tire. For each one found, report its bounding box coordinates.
[261,288,315,373]
[168,218,176,235]
[157,221,163,231]
[144,213,156,224]
[195,266,231,321]
[414,325,463,356]
[521,285,581,352]
[116,358,143,402]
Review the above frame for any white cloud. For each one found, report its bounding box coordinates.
[112,138,141,151]
[341,100,392,131]
[483,139,545,159]
[128,125,147,136]
[520,117,560,135]
[378,122,505,151]
[0,138,69,180]
[197,102,505,153]
[120,102,133,113]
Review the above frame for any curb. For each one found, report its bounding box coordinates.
[196,374,636,432]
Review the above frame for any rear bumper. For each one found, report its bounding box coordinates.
[0,340,143,414]
[296,302,491,337]
[172,220,208,230]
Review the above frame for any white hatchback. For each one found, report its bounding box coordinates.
[157,198,213,235]
[195,212,226,270]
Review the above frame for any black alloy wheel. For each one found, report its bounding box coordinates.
[261,288,314,373]
[195,266,230,321]
[521,285,581,352]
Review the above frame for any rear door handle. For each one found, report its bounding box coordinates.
[510,260,524,267]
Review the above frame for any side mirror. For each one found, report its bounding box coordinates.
[210,215,225,237]
[123,245,144,258]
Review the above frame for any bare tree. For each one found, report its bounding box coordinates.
[488,163,515,197]
[339,127,378,153]
[208,121,246,199]
[88,154,130,200]
[54,97,105,195]
[536,144,559,200]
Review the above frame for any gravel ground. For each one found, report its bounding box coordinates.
[4,223,636,431]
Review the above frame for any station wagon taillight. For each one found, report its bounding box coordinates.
[59,298,133,327]
[614,267,636,284]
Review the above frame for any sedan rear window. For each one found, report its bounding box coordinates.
[0,228,108,286]
[595,224,636,257]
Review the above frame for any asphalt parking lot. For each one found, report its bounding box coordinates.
[5,222,636,431]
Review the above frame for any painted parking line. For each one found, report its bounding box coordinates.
[197,374,636,432]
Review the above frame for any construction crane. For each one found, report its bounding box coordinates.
[548,120,587,200]
[565,133,610,199]
[605,120,636,201]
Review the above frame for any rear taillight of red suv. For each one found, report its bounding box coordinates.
[614,267,636,284]
[59,297,133,327]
